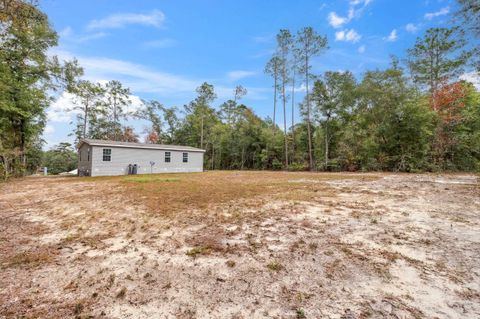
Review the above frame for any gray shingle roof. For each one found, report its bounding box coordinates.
[79,139,205,152]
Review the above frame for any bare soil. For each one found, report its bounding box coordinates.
[0,171,479,319]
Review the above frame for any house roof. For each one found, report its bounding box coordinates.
[79,139,206,152]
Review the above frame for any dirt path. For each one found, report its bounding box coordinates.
[0,172,479,318]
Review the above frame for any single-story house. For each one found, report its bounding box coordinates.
[77,139,205,176]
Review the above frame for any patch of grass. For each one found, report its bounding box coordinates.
[3,249,55,268]
[116,171,380,220]
[73,302,83,316]
[266,261,284,272]
[226,260,236,267]
[186,246,210,258]
[123,175,180,183]
[295,308,306,318]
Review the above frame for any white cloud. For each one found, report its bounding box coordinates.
[350,0,372,5]
[335,29,361,43]
[328,12,349,28]
[87,10,165,30]
[358,45,366,53]
[386,29,398,42]
[77,32,108,43]
[405,23,418,33]
[460,72,480,90]
[51,49,270,104]
[47,90,145,124]
[252,35,273,43]
[424,7,449,20]
[227,70,257,81]
[58,26,108,43]
[327,0,372,28]
[44,125,55,134]
[143,38,176,48]
[53,49,198,95]
[47,92,79,123]
[59,26,73,37]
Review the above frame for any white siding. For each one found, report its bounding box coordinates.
[90,146,204,176]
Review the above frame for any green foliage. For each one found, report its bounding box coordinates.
[42,143,77,175]
[1,10,479,179]
[0,0,81,178]
[408,27,469,94]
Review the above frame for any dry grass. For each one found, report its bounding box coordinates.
[118,171,376,218]
[0,171,478,318]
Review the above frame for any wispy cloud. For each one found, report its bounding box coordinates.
[48,91,145,124]
[358,45,366,53]
[424,7,449,20]
[328,12,349,28]
[349,0,372,5]
[44,125,55,134]
[77,32,108,43]
[335,29,361,43]
[51,49,269,103]
[58,27,108,43]
[385,29,398,42]
[87,10,165,30]
[405,23,419,33]
[252,35,273,44]
[227,70,257,81]
[143,38,176,48]
[460,72,480,90]
[327,0,372,28]
[59,26,73,37]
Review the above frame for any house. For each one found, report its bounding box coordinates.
[77,139,205,176]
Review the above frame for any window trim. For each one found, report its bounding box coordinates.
[182,152,188,163]
[165,151,171,163]
[102,148,112,162]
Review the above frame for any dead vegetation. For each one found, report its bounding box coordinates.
[0,171,479,318]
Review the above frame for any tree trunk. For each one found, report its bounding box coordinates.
[211,144,215,170]
[291,71,295,162]
[200,115,204,149]
[282,69,288,169]
[83,98,89,139]
[241,146,245,170]
[324,121,328,170]
[273,65,277,136]
[305,56,313,170]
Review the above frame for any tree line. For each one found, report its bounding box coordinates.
[1,0,479,178]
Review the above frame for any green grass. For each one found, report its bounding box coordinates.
[123,175,180,183]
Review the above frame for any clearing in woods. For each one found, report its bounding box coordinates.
[0,171,479,318]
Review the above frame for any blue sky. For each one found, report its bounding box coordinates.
[41,0,474,148]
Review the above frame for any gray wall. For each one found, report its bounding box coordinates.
[89,146,204,176]
[78,143,92,176]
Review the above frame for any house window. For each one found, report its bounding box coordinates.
[165,151,171,163]
[183,152,188,163]
[102,148,111,161]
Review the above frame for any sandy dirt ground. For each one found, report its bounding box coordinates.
[0,171,479,319]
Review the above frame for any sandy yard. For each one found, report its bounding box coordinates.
[0,171,479,319]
